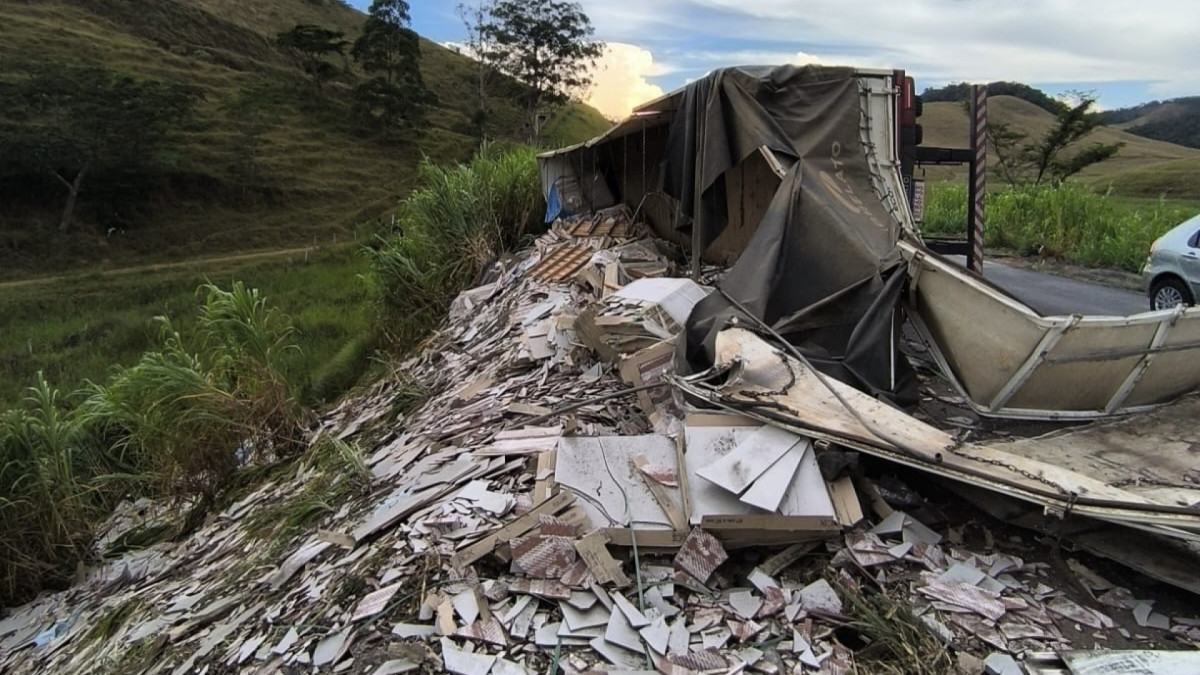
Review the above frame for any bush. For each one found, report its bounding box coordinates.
[0,283,307,605]
[80,282,307,501]
[919,182,1198,271]
[0,376,103,603]
[307,334,374,404]
[366,144,544,347]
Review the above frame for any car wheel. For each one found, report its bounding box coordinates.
[1150,277,1194,310]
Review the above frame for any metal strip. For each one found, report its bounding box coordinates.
[675,380,1200,537]
[1105,305,1184,413]
[988,315,1079,412]
[966,85,987,274]
[757,145,788,179]
[1045,337,1200,364]
[903,286,1161,421]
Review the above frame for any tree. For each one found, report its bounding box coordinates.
[457,1,500,139]
[0,66,201,232]
[351,0,430,131]
[986,94,1123,186]
[481,0,604,141]
[987,120,1029,186]
[275,24,348,91]
[222,85,272,200]
[924,81,1066,116]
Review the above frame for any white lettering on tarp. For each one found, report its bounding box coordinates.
[818,141,888,231]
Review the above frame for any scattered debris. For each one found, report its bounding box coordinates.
[3,66,1200,675]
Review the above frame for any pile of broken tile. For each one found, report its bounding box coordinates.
[1,214,1198,675]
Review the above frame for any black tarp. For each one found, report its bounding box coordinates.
[665,65,916,404]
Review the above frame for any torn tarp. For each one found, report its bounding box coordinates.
[661,65,879,254]
[667,66,912,401]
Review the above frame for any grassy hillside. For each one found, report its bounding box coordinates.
[919,96,1200,197]
[0,0,610,279]
[1100,96,1200,149]
[0,246,372,410]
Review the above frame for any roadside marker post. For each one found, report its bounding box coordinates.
[967,85,987,274]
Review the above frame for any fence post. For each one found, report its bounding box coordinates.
[967,85,987,274]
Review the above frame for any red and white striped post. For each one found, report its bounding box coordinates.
[967,85,987,274]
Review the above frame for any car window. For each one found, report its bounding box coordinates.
[1190,230,1200,248]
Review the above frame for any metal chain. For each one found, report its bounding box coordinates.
[1108,476,1200,490]
[943,443,1070,494]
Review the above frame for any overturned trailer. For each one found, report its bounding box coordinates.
[538,64,1200,420]
[541,65,918,406]
[538,66,1200,593]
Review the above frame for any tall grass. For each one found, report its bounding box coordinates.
[367,145,544,347]
[0,376,104,601]
[0,283,306,605]
[80,283,307,502]
[921,182,1199,271]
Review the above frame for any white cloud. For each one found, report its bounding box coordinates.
[572,0,1200,102]
[585,42,667,119]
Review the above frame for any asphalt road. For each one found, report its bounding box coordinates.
[949,257,1149,316]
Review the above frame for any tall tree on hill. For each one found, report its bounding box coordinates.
[351,0,430,132]
[481,0,604,142]
[986,93,1123,186]
[457,1,500,140]
[0,66,201,232]
[275,24,348,92]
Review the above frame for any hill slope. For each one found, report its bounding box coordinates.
[0,0,611,278]
[1099,97,1200,149]
[919,96,1200,197]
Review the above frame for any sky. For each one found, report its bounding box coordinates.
[356,1,1200,119]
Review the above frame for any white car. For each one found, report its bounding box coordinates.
[1144,214,1200,310]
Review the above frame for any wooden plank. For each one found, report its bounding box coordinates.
[574,530,631,588]
[980,396,1200,506]
[717,532,832,548]
[708,328,954,459]
[603,262,622,297]
[533,448,557,504]
[757,541,820,577]
[602,528,689,548]
[699,514,840,533]
[450,492,575,569]
[632,454,687,531]
[855,475,893,519]
[828,477,864,527]
[674,434,692,527]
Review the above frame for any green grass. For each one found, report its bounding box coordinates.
[922,182,1200,270]
[1084,157,1200,200]
[0,0,611,278]
[368,145,544,349]
[243,436,371,550]
[838,580,954,675]
[0,246,372,411]
[0,270,358,604]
